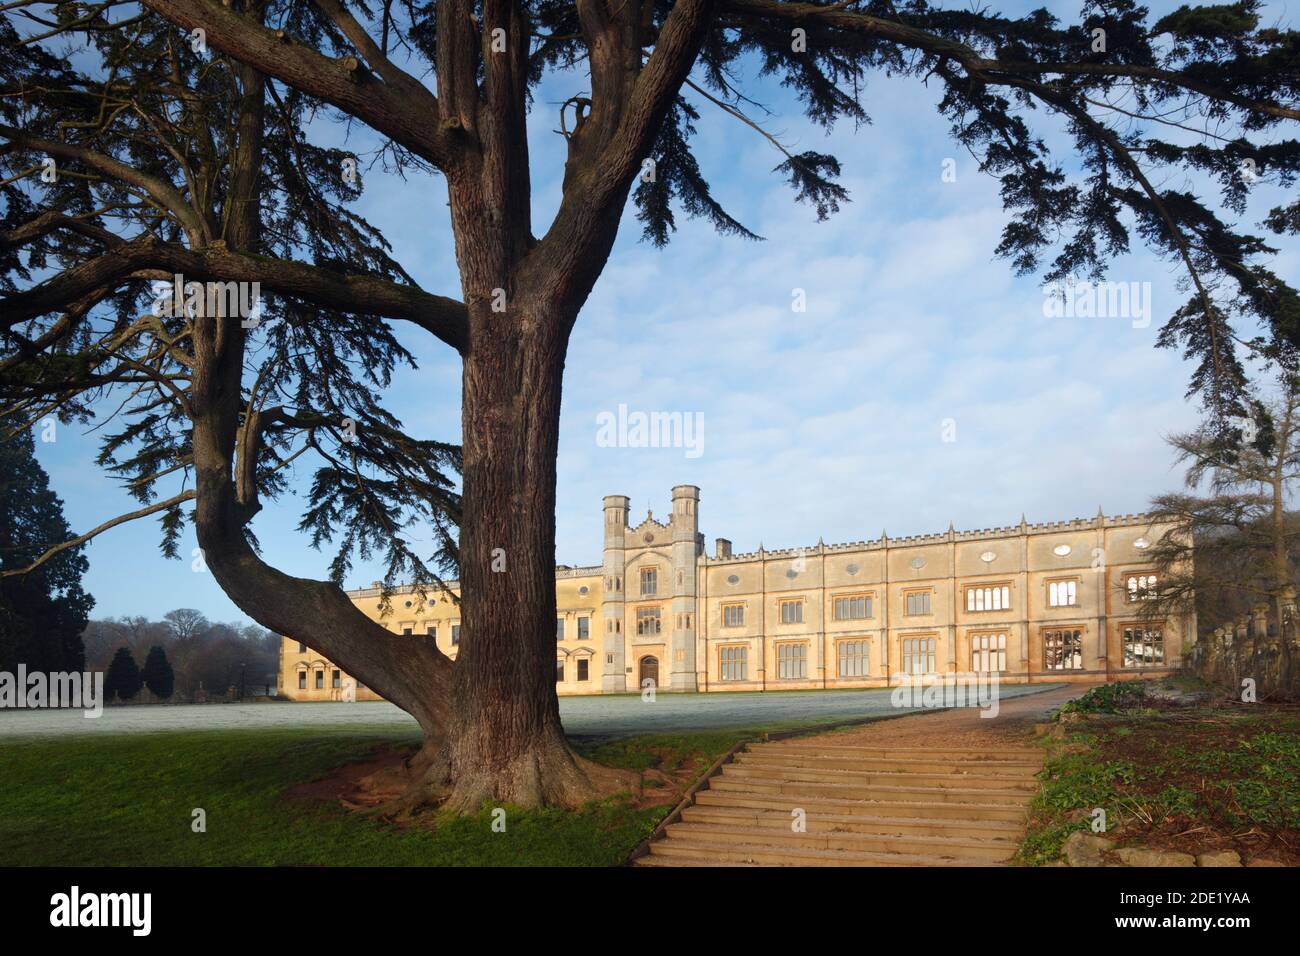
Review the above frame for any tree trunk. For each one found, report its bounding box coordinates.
[430,301,607,810]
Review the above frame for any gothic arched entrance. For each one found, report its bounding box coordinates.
[638,655,659,689]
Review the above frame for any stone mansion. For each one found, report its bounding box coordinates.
[278,485,1193,699]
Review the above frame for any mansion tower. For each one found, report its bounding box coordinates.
[279,485,1192,698]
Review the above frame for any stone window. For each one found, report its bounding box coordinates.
[970,632,1007,672]
[640,567,658,596]
[636,606,662,635]
[833,594,872,620]
[556,617,565,641]
[902,637,935,675]
[314,670,324,690]
[837,639,869,677]
[555,659,565,682]
[297,641,307,653]
[719,645,747,681]
[965,584,1010,612]
[1126,573,1159,602]
[904,590,932,616]
[1123,625,1164,667]
[331,670,341,689]
[1044,628,1083,669]
[298,671,307,690]
[777,642,808,680]
[779,599,803,625]
[1047,578,1078,608]
[577,658,590,681]
[426,624,437,642]
[578,616,589,640]
[723,603,745,627]
[451,624,461,645]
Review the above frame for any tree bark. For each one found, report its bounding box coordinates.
[427,300,606,810]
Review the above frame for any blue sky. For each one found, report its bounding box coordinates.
[28,0,1300,623]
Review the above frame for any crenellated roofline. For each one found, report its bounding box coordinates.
[701,511,1169,565]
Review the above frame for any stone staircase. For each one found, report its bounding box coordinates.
[634,740,1044,866]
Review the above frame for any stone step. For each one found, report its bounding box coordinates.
[694,788,1030,822]
[681,804,1024,839]
[632,854,759,867]
[719,763,1039,791]
[660,824,1014,863]
[708,775,1035,805]
[645,838,987,867]
[758,742,1044,761]
[735,751,1043,776]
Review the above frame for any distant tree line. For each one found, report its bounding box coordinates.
[84,609,279,702]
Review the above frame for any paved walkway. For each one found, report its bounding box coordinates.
[0,683,1065,739]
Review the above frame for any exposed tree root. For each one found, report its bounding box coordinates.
[349,735,638,820]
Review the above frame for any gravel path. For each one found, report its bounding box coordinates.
[0,683,1066,740]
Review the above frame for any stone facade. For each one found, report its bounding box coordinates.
[279,485,1193,699]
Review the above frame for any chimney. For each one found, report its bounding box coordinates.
[715,538,732,559]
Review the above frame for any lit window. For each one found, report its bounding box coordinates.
[901,637,936,674]
[779,600,803,625]
[723,604,745,627]
[1044,628,1083,670]
[640,567,657,596]
[1048,579,1078,608]
[1123,625,1164,667]
[719,646,748,681]
[636,606,662,635]
[777,642,808,680]
[970,632,1007,672]
[837,640,869,677]
[965,585,1010,612]
[833,594,872,620]
[905,591,932,616]
[1126,574,1159,602]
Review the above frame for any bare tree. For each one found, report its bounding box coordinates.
[1149,376,1300,687]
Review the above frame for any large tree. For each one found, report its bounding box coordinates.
[1148,375,1300,687]
[0,414,94,673]
[2,0,1298,808]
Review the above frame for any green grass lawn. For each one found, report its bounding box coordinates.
[0,726,752,866]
